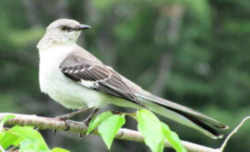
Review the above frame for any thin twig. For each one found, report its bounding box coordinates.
[219,116,250,151]
[0,113,219,152]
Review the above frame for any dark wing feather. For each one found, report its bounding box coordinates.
[59,52,138,104]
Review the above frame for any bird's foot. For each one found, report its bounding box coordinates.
[54,108,90,132]
[54,107,90,121]
[64,120,73,131]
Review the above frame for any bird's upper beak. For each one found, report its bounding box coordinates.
[78,24,92,30]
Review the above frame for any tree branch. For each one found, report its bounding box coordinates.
[0,113,220,152]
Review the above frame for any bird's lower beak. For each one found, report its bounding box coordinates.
[78,24,92,30]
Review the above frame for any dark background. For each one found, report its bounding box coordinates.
[0,0,250,151]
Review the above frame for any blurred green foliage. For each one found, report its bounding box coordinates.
[0,0,250,151]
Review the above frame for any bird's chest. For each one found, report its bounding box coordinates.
[39,46,69,94]
[38,47,105,109]
[39,47,84,109]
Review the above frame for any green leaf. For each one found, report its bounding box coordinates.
[98,114,125,149]
[136,109,165,152]
[0,124,67,152]
[87,111,113,135]
[0,132,4,141]
[0,115,15,131]
[0,131,20,149]
[19,139,50,152]
[51,147,70,152]
[9,126,50,152]
[161,123,187,152]
[0,115,17,148]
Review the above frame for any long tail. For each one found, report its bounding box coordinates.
[135,92,228,139]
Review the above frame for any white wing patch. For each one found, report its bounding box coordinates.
[80,79,98,89]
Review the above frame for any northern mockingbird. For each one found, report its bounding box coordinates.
[37,19,228,139]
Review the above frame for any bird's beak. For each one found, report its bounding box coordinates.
[78,24,92,30]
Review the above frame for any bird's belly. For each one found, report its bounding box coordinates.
[49,83,104,110]
[39,63,105,110]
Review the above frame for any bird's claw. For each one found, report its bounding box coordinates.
[64,120,72,131]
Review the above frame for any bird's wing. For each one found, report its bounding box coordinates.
[59,51,138,104]
[59,48,227,139]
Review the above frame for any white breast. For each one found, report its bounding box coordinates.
[38,44,105,109]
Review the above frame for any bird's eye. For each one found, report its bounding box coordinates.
[61,26,73,32]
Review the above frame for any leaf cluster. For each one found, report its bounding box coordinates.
[0,115,69,152]
[88,109,186,152]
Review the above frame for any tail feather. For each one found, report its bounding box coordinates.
[135,92,228,139]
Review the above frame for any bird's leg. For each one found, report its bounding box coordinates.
[79,108,99,137]
[55,107,91,121]
[83,108,99,126]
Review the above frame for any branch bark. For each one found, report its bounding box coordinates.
[0,113,219,152]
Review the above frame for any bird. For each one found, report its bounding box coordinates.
[37,18,228,139]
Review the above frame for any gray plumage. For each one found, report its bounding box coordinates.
[38,19,228,139]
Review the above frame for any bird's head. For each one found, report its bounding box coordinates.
[37,19,91,49]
